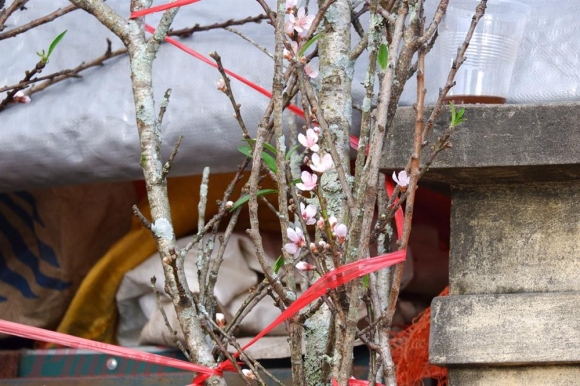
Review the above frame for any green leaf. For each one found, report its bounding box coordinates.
[238,145,278,173]
[363,274,370,289]
[237,145,253,158]
[261,151,278,173]
[378,43,389,70]
[46,30,67,60]
[272,256,284,274]
[285,144,300,161]
[243,139,277,155]
[299,33,322,57]
[263,142,277,155]
[230,189,278,211]
[291,178,301,185]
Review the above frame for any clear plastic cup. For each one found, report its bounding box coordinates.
[438,0,531,104]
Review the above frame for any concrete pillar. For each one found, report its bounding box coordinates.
[381,102,580,385]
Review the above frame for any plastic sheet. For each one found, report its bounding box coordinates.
[3,1,576,192]
[0,0,290,191]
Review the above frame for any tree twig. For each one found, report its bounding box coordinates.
[0,3,77,40]
[0,0,28,31]
[27,40,125,95]
[0,69,74,93]
[0,60,45,110]
[169,13,269,37]
[150,276,192,361]
[161,135,183,179]
[132,204,153,231]
[225,26,273,60]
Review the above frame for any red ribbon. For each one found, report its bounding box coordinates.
[0,319,218,375]
[190,250,407,384]
[130,0,201,19]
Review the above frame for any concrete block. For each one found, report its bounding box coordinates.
[381,102,580,184]
[450,183,580,295]
[449,366,580,386]
[430,292,580,365]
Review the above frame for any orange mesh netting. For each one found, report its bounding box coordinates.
[390,286,449,386]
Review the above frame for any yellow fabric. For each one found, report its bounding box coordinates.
[56,173,280,343]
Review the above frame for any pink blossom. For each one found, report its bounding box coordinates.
[304,63,318,79]
[310,153,333,173]
[296,171,317,191]
[300,202,317,225]
[287,7,314,37]
[298,128,319,152]
[296,261,316,271]
[284,227,305,257]
[392,170,410,190]
[13,91,31,104]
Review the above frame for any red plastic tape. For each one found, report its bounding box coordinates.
[130,0,201,19]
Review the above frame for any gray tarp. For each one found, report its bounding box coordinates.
[1,0,579,192]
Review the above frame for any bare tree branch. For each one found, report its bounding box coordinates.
[0,4,77,40]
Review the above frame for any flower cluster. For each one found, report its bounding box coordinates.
[283,1,318,79]
[295,126,334,192]
[283,126,348,262]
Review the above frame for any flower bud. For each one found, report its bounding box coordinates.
[242,369,256,380]
[309,242,318,254]
[13,90,31,104]
[216,78,226,92]
[296,261,316,271]
[216,313,226,328]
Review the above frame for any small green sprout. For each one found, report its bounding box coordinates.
[37,30,67,64]
[449,101,467,127]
